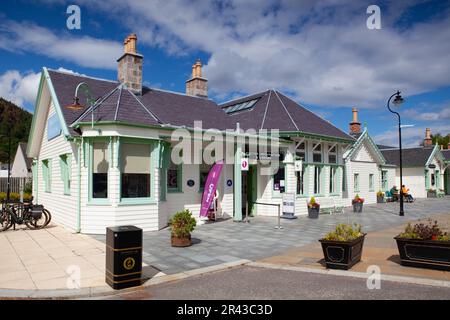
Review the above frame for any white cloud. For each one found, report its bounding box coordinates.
[0,20,122,69]
[374,124,450,148]
[404,105,450,121]
[63,0,450,108]
[0,70,41,110]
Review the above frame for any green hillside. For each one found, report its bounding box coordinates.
[0,98,33,164]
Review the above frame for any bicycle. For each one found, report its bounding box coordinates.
[0,199,51,231]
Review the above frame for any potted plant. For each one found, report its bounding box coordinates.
[427,188,437,198]
[319,223,366,270]
[169,209,197,247]
[395,219,450,271]
[307,197,320,219]
[376,191,385,203]
[352,194,364,212]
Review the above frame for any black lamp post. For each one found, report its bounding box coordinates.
[387,90,405,216]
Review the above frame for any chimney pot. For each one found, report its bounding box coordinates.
[423,128,433,148]
[117,33,143,95]
[349,107,361,135]
[186,59,208,98]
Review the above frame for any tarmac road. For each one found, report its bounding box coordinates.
[105,266,450,300]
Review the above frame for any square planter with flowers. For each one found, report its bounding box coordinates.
[395,219,450,271]
[352,194,364,212]
[307,197,320,219]
[319,223,366,270]
[376,191,385,203]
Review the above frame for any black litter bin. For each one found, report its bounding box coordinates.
[106,225,142,290]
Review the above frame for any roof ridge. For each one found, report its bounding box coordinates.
[148,87,212,101]
[71,85,121,126]
[47,68,118,83]
[219,90,270,106]
[127,89,162,124]
[260,90,272,130]
[114,85,124,121]
[276,91,353,140]
[274,90,300,131]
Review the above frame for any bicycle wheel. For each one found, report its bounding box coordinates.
[0,209,10,231]
[43,208,52,227]
[24,209,47,230]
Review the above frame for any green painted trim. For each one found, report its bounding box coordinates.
[167,164,183,193]
[369,173,375,192]
[76,139,81,233]
[43,68,70,137]
[354,173,360,192]
[381,169,388,191]
[344,129,386,164]
[295,164,308,196]
[279,131,354,143]
[42,159,52,193]
[312,164,325,196]
[88,138,111,204]
[118,137,157,204]
[234,144,243,221]
[426,144,446,166]
[425,169,430,189]
[59,153,71,195]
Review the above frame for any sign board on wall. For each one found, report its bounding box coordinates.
[281,193,297,219]
[241,158,249,171]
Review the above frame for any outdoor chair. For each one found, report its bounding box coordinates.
[385,191,393,202]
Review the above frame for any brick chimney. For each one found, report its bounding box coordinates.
[423,128,433,148]
[117,33,143,94]
[186,59,208,98]
[349,108,361,135]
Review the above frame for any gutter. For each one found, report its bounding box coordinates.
[76,137,82,233]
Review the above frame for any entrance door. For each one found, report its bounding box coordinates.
[247,165,257,216]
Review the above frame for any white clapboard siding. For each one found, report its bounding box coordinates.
[35,101,78,231]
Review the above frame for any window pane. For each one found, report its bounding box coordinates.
[93,142,108,198]
[296,170,304,194]
[314,166,321,194]
[273,167,285,191]
[121,143,151,198]
[167,162,180,190]
[328,154,336,164]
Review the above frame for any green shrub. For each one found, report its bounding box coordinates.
[0,192,32,202]
[398,219,449,241]
[169,209,196,238]
[323,223,363,242]
[23,181,32,194]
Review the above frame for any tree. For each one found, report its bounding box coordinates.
[0,98,33,163]
[431,133,450,149]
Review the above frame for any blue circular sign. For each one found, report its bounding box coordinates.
[227,179,233,187]
[187,179,195,187]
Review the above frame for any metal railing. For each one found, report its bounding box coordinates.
[249,201,283,229]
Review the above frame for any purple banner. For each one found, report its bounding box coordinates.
[199,160,224,217]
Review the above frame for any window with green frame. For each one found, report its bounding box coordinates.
[120,142,151,199]
[313,165,322,195]
[92,141,109,200]
[369,174,374,191]
[59,154,71,195]
[329,166,337,194]
[42,159,51,192]
[354,173,360,192]
[425,169,430,189]
[296,165,306,195]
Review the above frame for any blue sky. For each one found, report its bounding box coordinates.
[1,0,449,147]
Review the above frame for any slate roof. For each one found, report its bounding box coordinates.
[377,144,395,150]
[47,69,353,140]
[380,147,434,167]
[442,149,450,161]
[219,90,353,140]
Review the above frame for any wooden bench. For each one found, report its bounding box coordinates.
[437,190,445,198]
[318,198,345,215]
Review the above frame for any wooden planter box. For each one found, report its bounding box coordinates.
[319,234,366,270]
[352,202,363,213]
[394,237,450,271]
[171,234,192,247]
[376,196,385,203]
[308,206,320,219]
